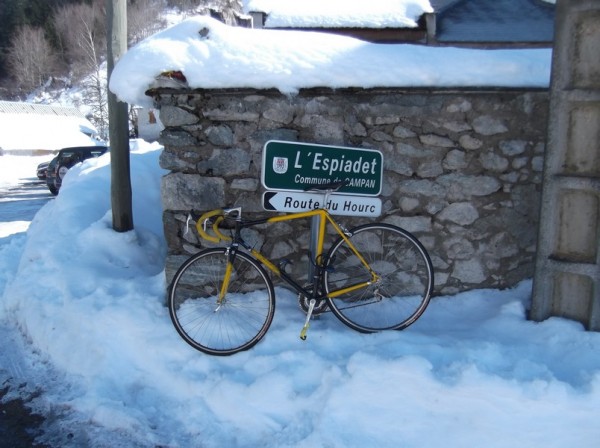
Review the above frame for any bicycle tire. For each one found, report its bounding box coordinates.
[168,248,275,356]
[324,223,433,333]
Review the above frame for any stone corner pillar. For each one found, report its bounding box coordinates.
[531,0,600,330]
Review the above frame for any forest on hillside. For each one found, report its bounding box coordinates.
[0,0,241,138]
[0,0,241,98]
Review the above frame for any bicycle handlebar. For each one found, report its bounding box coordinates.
[196,209,233,243]
[195,181,344,244]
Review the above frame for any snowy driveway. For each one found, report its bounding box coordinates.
[0,177,51,229]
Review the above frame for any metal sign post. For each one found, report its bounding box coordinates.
[309,214,320,281]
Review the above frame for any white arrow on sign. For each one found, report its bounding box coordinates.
[263,191,381,217]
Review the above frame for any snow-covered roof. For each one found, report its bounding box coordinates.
[0,101,101,152]
[0,101,87,118]
[109,16,551,108]
[242,0,433,29]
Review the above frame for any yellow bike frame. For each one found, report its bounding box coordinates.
[197,208,380,301]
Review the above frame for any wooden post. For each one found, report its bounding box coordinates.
[107,0,133,232]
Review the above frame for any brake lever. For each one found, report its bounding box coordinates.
[185,213,193,235]
[223,207,242,219]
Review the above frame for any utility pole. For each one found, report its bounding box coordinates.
[107,0,133,232]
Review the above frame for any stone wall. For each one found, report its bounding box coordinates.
[150,87,548,295]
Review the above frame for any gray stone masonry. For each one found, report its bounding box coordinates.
[150,87,548,295]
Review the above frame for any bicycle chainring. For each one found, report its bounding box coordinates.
[298,287,329,316]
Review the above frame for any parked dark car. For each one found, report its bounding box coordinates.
[36,161,50,180]
[46,146,108,195]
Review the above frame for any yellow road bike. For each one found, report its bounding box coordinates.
[168,181,434,356]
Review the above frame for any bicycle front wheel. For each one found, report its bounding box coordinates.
[168,248,275,356]
[324,224,433,333]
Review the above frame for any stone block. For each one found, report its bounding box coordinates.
[452,259,486,284]
[437,202,479,226]
[443,149,468,170]
[158,130,197,147]
[472,115,508,136]
[458,134,483,150]
[479,151,509,172]
[231,178,259,191]
[161,173,225,211]
[206,125,234,146]
[383,215,432,233]
[499,140,528,156]
[392,125,417,138]
[159,106,199,126]
[555,190,598,263]
[197,148,253,176]
[419,134,455,148]
[437,174,501,200]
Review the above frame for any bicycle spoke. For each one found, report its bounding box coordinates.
[169,249,275,355]
[324,224,433,332]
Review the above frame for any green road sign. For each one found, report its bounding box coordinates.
[261,140,383,196]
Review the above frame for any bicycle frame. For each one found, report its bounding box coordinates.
[199,208,381,304]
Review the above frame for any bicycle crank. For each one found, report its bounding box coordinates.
[298,289,329,317]
[300,299,316,340]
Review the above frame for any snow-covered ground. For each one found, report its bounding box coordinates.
[1,146,599,447]
[2,2,596,446]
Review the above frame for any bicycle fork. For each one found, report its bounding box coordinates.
[215,246,237,311]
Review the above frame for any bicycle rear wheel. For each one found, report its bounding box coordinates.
[324,224,433,333]
[168,248,275,355]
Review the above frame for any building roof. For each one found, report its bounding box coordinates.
[243,0,433,29]
[0,101,88,118]
[0,101,101,152]
[245,0,555,46]
[435,0,555,44]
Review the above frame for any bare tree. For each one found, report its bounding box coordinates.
[79,15,109,140]
[128,0,167,45]
[8,25,59,90]
[54,2,109,139]
[54,3,106,78]
[53,1,170,138]
[166,0,203,13]
[210,0,244,24]
[166,0,243,20]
